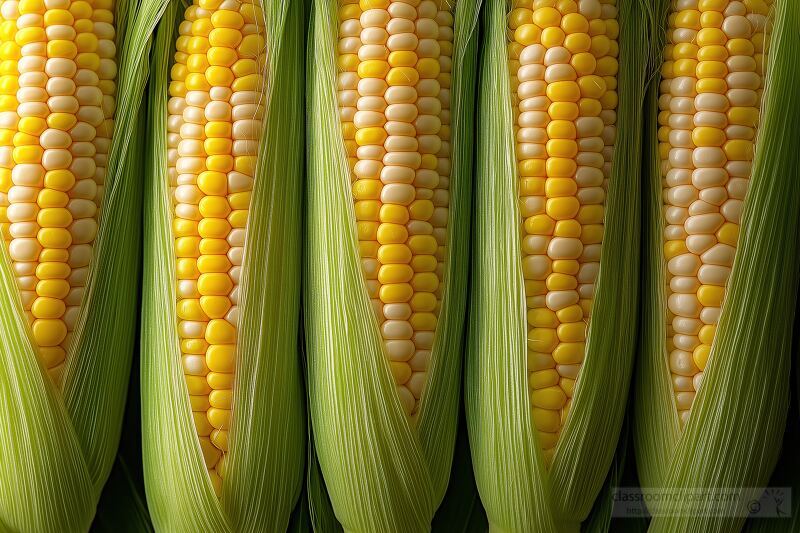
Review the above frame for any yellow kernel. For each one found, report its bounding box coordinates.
[519,160,547,178]
[197,255,231,273]
[378,244,411,264]
[197,273,233,296]
[673,59,698,77]
[697,285,724,307]
[207,372,234,389]
[564,33,590,54]
[196,172,226,196]
[177,300,206,321]
[556,304,582,323]
[547,139,577,158]
[376,223,408,244]
[540,27,565,48]
[673,43,698,60]
[692,126,726,147]
[577,205,604,224]
[548,102,579,121]
[664,240,688,260]
[546,81,580,103]
[716,223,739,246]
[698,45,727,62]
[552,342,585,365]
[546,157,577,178]
[697,61,727,79]
[545,197,579,220]
[36,262,69,280]
[578,98,602,117]
[176,258,199,279]
[529,328,558,353]
[37,279,69,299]
[355,127,387,146]
[528,308,558,328]
[358,59,389,79]
[697,28,726,47]
[546,273,577,291]
[531,386,567,410]
[410,292,437,312]
[386,67,419,86]
[533,7,561,28]
[200,296,231,320]
[545,177,577,198]
[378,264,413,284]
[205,319,236,344]
[532,407,561,433]
[724,140,753,161]
[698,325,717,346]
[693,344,711,371]
[514,24,542,46]
[379,283,412,304]
[553,220,580,238]
[208,28,242,48]
[32,319,67,347]
[525,214,555,235]
[38,228,72,248]
[552,260,579,276]
[557,322,585,343]
[696,78,727,94]
[31,298,66,319]
[530,370,559,390]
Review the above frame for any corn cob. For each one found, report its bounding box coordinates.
[635,0,800,530]
[0,0,145,527]
[337,0,455,417]
[466,0,649,530]
[658,0,772,427]
[142,0,305,530]
[306,0,478,530]
[507,0,619,463]
[0,0,115,383]
[167,0,267,495]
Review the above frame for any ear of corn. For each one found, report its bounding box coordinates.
[465,0,651,530]
[0,0,148,527]
[306,0,479,530]
[635,0,800,530]
[141,0,305,530]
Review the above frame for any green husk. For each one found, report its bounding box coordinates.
[634,1,800,531]
[0,0,149,528]
[465,1,653,530]
[305,1,479,530]
[140,0,305,530]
